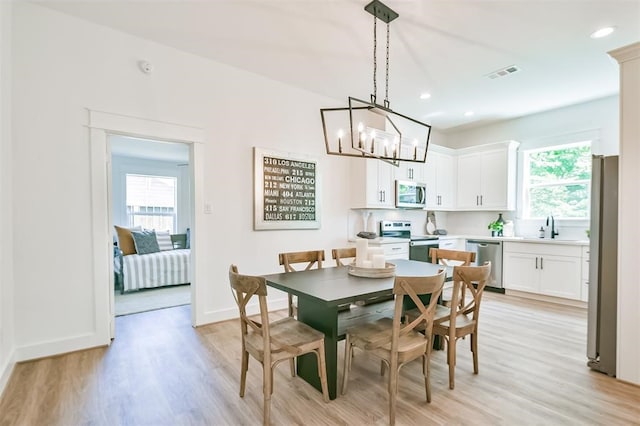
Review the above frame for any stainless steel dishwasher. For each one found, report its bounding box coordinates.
[465,239,504,292]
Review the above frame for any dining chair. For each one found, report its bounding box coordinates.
[278,250,326,376]
[341,269,446,425]
[278,250,325,317]
[229,265,329,425]
[429,248,476,308]
[331,247,356,267]
[332,247,393,307]
[432,261,492,390]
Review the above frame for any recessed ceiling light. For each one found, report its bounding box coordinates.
[464,111,474,117]
[420,92,431,100]
[424,111,443,118]
[590,26,615,39]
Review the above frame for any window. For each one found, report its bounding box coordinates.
[523,141,591,219]
[126,174,177,232]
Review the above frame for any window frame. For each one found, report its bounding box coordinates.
[522,140,592,220]
[125,173,178,233]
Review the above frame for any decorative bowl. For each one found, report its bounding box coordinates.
[348,262,396,278]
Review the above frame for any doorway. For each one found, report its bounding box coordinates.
[88,109,205,342]
[110,135,192,316]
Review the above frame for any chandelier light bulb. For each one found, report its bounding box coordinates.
[337,129,344,153]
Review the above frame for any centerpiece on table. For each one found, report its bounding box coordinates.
[349,238,396,278]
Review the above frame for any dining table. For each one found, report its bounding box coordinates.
[262,259,449,400]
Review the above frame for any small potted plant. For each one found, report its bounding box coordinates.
[488,220,503,237]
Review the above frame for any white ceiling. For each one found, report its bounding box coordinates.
[37,0,640,132]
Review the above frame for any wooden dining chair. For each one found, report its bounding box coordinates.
[433,261,491,390]
[331,247,356,267]
[332,247,393,307]
[278,250,325,317]
[229,265,329,425]
[341,269,446,425]
[429,248,476,308]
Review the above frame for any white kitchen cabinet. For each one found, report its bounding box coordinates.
[368,241,409,260]
[456,141,519,211]
[438,237,465,251]
[503,242,582,300]
[350,157,395,208]
[396,145,425,182]
[424,148,456,210]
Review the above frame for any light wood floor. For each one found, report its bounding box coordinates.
[1,293,638,425]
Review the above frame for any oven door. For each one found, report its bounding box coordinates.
[409,240,439,262]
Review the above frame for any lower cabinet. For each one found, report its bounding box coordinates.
[503,242,582,301]
[369,241,409,260]
[438,237,466,251]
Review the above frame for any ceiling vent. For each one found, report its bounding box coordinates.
[486,65,521,80]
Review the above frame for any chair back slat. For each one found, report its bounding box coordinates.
[279,250,325,272]
[229,265,270,345]
[429,248,476,266]
[452,262,491,321]
[447,262,492,330]
[331,247,356,267]
[392,270,446,343]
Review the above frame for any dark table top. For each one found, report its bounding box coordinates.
[263,259,448,307]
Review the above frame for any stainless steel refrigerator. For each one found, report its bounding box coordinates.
[587,155,618,376]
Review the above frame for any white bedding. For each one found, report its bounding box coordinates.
[122,249,190,292]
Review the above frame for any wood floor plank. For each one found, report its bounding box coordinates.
[0,292,638,425]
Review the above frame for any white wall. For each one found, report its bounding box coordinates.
[610,42,640,385]
[443,96,618,238]
[111,154,192,235]
[0,0,16,393]
[445,96,619,155]
[11,3,353,361]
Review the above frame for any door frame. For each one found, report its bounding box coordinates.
[88,110,205,339]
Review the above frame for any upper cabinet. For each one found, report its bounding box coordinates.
[396,145,425,182]
[424,147,456,210]
[350,157,396,208]
[349,140,519,211]
[456,141,519,211]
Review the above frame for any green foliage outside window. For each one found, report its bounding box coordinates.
[525,143,591,219]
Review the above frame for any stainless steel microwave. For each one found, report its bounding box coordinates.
[395,180,426,208]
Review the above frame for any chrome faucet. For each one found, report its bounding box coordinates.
[547,215,559,239]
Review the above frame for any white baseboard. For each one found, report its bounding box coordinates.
[0,351,16,399]
[505,289,588,308]
[15,331,110,363]
[195,298,288,326]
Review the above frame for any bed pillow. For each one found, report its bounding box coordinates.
[155,230,174,251]
[114,225,142,255]
[131,230,160,255]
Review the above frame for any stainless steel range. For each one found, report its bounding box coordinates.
[379,220,439,262]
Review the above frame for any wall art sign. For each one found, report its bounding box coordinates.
[254,147,320,230]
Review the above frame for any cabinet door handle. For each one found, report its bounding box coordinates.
[540,257,543,270]
[476,195,479,206]
[480,195,483,205]
[535,257,538,269]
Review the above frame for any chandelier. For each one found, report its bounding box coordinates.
[320,0,432,166]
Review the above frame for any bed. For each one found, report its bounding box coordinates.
[114,227,191,293]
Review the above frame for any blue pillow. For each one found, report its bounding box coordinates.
[131,230,160,255]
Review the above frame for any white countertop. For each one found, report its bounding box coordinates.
[349,235,589,246]
[437,234,589,246]
[348,237,410,244]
